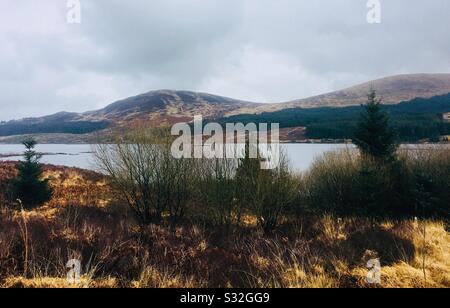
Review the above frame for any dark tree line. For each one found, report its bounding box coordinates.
[0,121,109,136]
[221,93,450,142]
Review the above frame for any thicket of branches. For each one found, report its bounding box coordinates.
[2,91,447,231]
[93,92,449,231]
[298,91,449,220]
[94,129,297,232]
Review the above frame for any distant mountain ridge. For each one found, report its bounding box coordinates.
[222,92,450,143]
[83,90,260,125]
[255,73,450,113]
[1,74,450,142]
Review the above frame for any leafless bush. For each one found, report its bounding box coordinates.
[252,151,297,233]
[94,128,196,225]
[236,149,297,233]
[197,157,241,228]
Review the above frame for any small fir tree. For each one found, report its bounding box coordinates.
[12,138,52,209]
[354,89,398,162]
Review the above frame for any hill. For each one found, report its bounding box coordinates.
[0,91,259,141]
[222,93,450,142]
[1,74,450,142]
[272,73,450,110]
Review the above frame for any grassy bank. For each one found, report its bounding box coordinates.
[0,160,448,288]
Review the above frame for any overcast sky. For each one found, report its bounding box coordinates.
[1,0,450,120]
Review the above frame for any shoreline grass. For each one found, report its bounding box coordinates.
[0,149,448,288]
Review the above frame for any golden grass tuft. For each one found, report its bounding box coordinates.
[132,266,205,288]
[0,163,448,288]
[2,276,118,289]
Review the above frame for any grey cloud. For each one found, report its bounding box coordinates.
[0,0,449,120]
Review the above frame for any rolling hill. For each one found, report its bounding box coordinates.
[222,93,450,142]
[252,73,450,113]
[1,74,450,143]
[283,73,450,107]
[84,90,260,125]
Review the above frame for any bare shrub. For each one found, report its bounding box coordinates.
[402,146,450,219]
[236,149,297,233]
[197,157,241,228]
[94,128,196,225]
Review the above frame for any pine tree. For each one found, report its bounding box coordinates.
[12,138,52,209]
[354,89,398,162]
[235,141,262,212]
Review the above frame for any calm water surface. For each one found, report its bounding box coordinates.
[0,144,97,170]
[0,144,446,173]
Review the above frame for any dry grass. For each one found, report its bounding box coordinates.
[348,220,450,288]
[242,218,449,288]
[132,266,205,288]
[0,163,448,288]
[2,276,118,288]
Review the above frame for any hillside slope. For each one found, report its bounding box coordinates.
[256,74,450,113]
[84,90,259,125]
[222,93,450,142]
[1,74,450,142]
